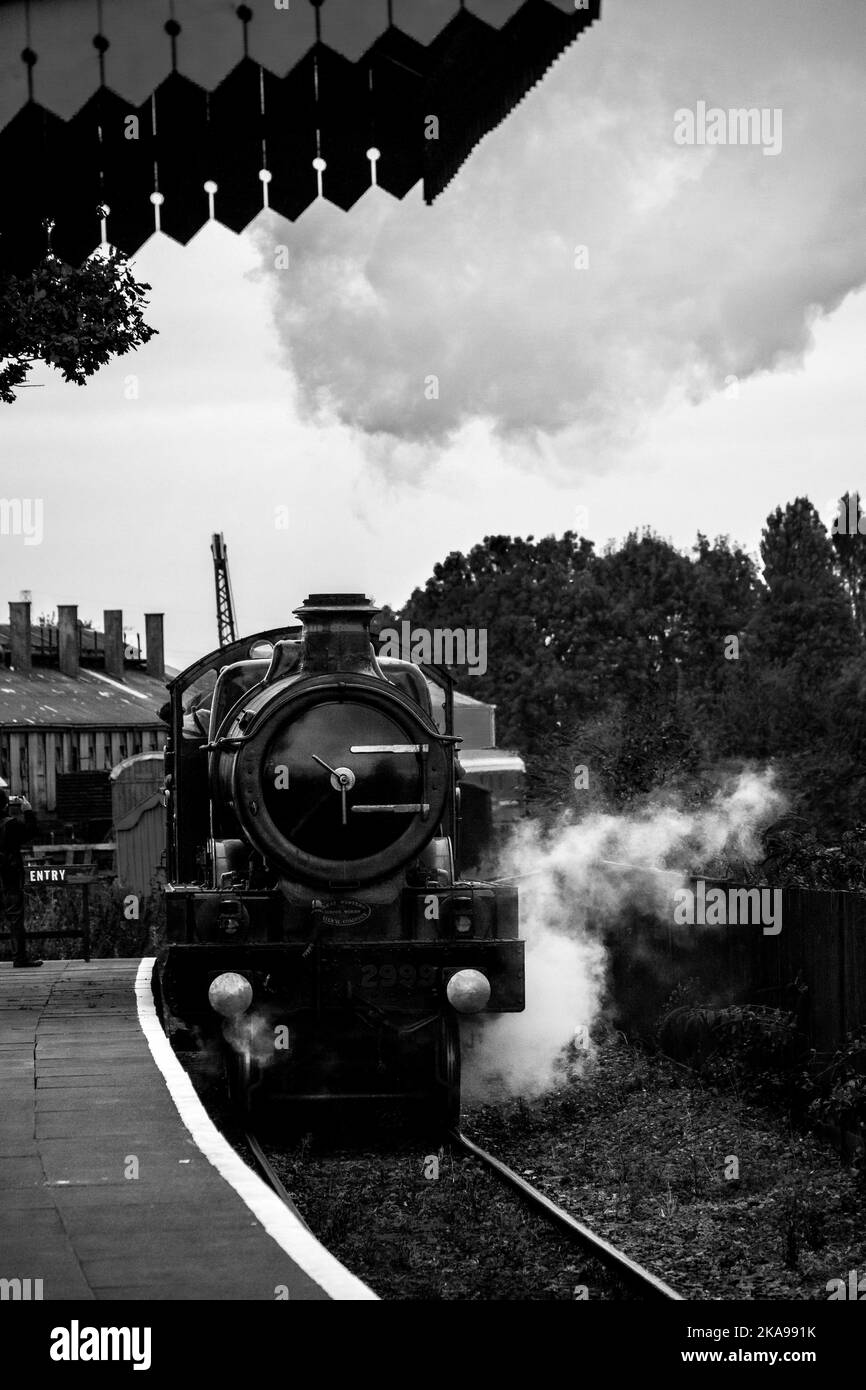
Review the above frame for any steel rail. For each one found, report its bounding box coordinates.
[244,1129,314,1234]
[450,1128,684,1301]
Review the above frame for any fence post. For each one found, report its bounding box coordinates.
[81,882,91,962]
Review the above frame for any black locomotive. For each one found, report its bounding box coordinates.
[157,594,524,1127]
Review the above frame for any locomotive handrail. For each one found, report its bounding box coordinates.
[201,736,247,753]
[418,662,455,738]
[168,627,303,695]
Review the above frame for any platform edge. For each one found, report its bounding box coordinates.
[133,958,379,1302]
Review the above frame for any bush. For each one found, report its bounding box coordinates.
[656,985,866,1172]
[759,819,866,890]
[8,880,164,959]
[801,1027,866,1158]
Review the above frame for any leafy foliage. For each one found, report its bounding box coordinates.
[803,1027,866,1149]
[391,492,866,872]
[752,498,854,671]
[658,987,799,1094]
[0,249,157,402]
[395,527,758,761]
[760,820,866,890]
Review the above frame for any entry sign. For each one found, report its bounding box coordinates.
[24,856,78,889]
[26,861,68,884]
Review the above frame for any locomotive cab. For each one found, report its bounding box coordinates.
[158,594,524,1130]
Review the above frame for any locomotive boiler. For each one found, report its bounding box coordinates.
[157,594,524,1128]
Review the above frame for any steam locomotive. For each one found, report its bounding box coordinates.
[157,595,524,1128]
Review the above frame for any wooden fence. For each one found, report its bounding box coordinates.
[607,882,866,1054]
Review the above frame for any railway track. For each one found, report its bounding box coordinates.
[244,1125,684,1301]
[450,1128,684,1301]
[244,1128,314,1233]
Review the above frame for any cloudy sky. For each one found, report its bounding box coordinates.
[2,0,865,670]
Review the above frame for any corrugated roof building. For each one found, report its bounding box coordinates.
[0,600,168,826]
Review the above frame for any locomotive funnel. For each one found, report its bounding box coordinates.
[293,593,381,676]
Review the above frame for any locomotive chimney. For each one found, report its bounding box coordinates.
[293,594,381,676]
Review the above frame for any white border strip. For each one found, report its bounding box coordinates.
[134,958,378,1301]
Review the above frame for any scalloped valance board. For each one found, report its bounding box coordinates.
[0,0,601,273]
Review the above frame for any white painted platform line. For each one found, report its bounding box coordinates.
[134,958,378,1301]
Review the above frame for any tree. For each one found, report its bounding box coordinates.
[0,249,157,402]
[733,499,860,759]
[396,532,599,750]
[684,532,758,691]
[390,511,866,828]
[394,528,758,768]
[751,498,855,672]
[599,529,693,704]
[830,490,866,638]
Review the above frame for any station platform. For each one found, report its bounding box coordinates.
[0,958,375,1301]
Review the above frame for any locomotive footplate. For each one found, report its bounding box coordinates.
[158,942,520,1113]
[158,940,524,1025]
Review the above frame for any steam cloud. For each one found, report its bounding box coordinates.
[462,769,785,1102]
[256,0,866,467]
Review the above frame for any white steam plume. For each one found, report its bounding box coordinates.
[462,768,785,1102]
[256,0,866,465]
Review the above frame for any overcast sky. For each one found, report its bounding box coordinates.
[1,0,865,670]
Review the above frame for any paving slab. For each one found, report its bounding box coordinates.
[36,1111,174,1140]
[0,1187,60,1210]
[35,1089,177,1111]
[0,1155,47,1188]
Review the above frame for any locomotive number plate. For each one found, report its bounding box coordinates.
[359,963,436,990]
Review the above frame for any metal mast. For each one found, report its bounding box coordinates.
[210,533,237,647]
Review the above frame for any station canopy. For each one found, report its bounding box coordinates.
[0,0,601,273]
